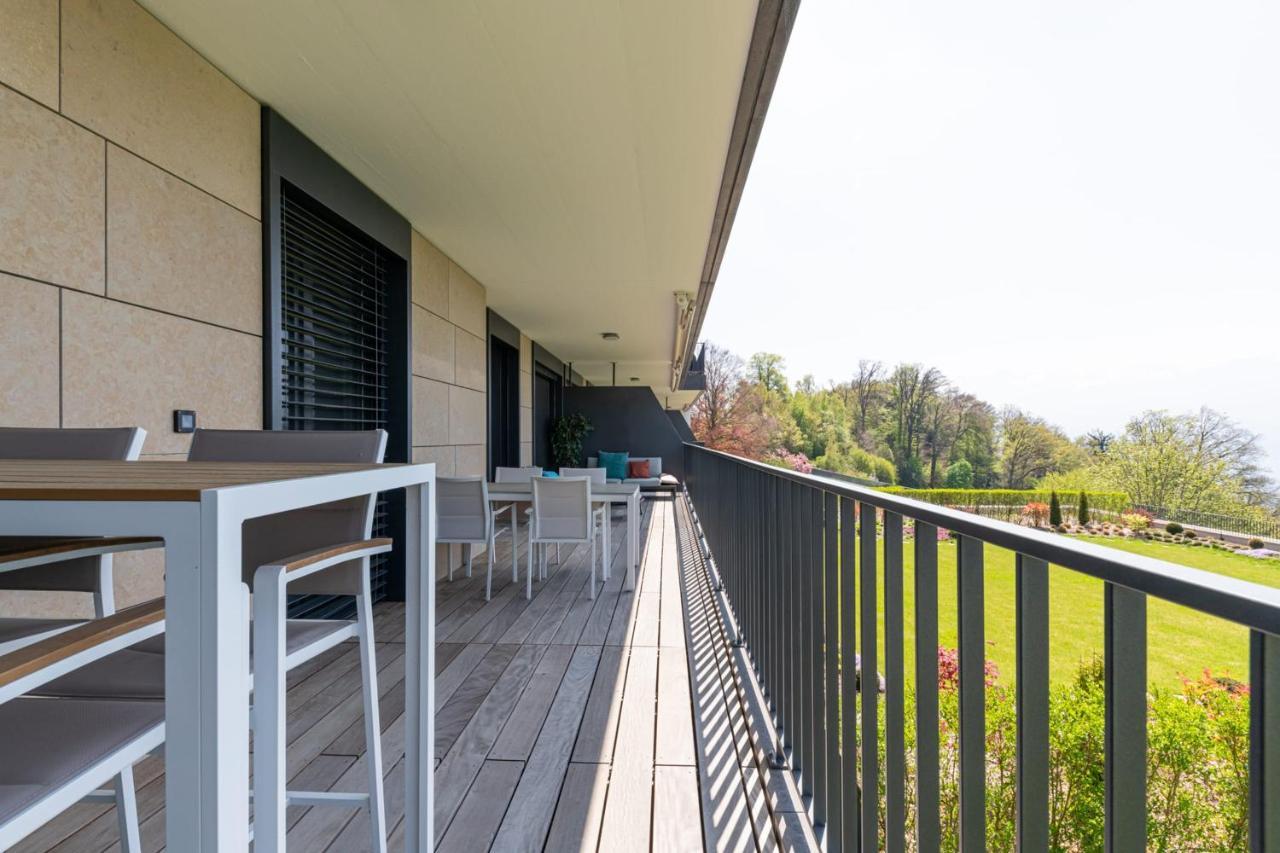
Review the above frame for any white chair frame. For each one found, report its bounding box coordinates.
[437,477,516,601]
[528,477,609,600]
[0,599,165,851]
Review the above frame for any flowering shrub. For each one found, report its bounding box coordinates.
[1023,501,1050,526]
[1119,512,1151,530]
[872,652,1250,850]
[765,448,814,474]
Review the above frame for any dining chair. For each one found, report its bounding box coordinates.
[0,427,149,654]
[437,477,515,600]
[493,466,542,578]
[555,467,611,574]
[0,598,165,852]
[189,428,392,853]
[0,426,158,852]
[529,477,607,600]
[31,428,395,852]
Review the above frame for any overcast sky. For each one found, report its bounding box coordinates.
[703,0,1280,476]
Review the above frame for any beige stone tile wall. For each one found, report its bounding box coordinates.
[0,0,261,615]
[410,231,488,479]
[0,0,514,596]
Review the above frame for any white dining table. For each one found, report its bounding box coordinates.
[486,481,642,590]
[0,460,437,852]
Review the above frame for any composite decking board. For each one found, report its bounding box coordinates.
[433,642,494,713]
[286,648,406,781]
[434,644,520,759]
[544,762,611,853]
[494,562,579,645]
[327,756,406,853]
[433,643,549,841]
[437,760,524,853]
[488,643,576,761]
[12,498,803,852]
[491,644,603,852]
[656,645,698,767]
[569,645,628,764]
[654,765,704,852]
[597,645,659,852]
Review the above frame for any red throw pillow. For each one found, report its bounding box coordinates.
[627,459,651,478]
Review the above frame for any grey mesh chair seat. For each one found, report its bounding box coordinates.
[0,618,81,647]
[0,698,163,829]
[34,619,355,700]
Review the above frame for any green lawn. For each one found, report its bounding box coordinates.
[861,533,1278,689]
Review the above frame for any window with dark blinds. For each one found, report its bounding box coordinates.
[280,180,394,615]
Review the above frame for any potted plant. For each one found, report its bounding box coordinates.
[551,413,593,470]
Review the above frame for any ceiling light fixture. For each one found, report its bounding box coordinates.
[601,332,620,341]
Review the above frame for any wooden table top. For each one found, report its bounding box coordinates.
[0,460,403,502]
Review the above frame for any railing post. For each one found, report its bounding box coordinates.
[1016,555,1050,851]
[1104,583,1146,853]
[914,523,940,853]
[824,490,843,852]
[840,496,860,853]
[810,487,827,830]
[957,534,985,851]
[1251,630,1280,852]
[883,511,905,853]
[859,501,879,852]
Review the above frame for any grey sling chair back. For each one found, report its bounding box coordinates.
[192,428,393,853]
[28,428,394,853]
[0,425,161,853]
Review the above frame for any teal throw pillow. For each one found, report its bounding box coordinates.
[598,451,630,481]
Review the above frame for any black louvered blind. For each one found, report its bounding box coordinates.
[280,180,393,616]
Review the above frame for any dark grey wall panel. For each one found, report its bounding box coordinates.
[666,409,696,443]
[564,386,686,479]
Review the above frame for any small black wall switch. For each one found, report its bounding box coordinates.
[173,410,196,433]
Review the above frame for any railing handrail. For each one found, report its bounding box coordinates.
[685,442,1280,634]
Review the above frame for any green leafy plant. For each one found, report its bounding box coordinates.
[1250,537,1266,549]
[1077,492,1090,525]
[1049,491,1063,527]
[1166,521,1184,534]
[943,459,974,488]
[550,413,593,470]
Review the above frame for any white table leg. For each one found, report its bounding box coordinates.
[166,499,249,851]
[403,481,436,851]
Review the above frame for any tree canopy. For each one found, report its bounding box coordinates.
[687,342,1277,520]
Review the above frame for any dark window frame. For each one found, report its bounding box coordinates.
[261,107,412,605]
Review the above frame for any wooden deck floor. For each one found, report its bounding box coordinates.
[12,496,811,852]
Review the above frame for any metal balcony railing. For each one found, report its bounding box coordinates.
[682,442,1280,852]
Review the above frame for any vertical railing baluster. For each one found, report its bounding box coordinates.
[800,484,814,801]
[840,496,860,853]
[859,501,879,852]
[1016,555,1050,851]
[812,488,828,829]
[824,491,843,852]
[883,512,905,852]
[1104,583,1146,852]
[957,534,986,851]
[1250,630,1280,852]
[914,523,940,853]
[778,479,788,763]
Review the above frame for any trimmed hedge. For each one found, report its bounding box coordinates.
[877,488,1130,521]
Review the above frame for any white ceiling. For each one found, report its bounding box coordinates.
[141,0,758,396]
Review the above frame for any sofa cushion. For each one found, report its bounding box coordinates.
[598,451,629,481]
[627,459,651,478]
